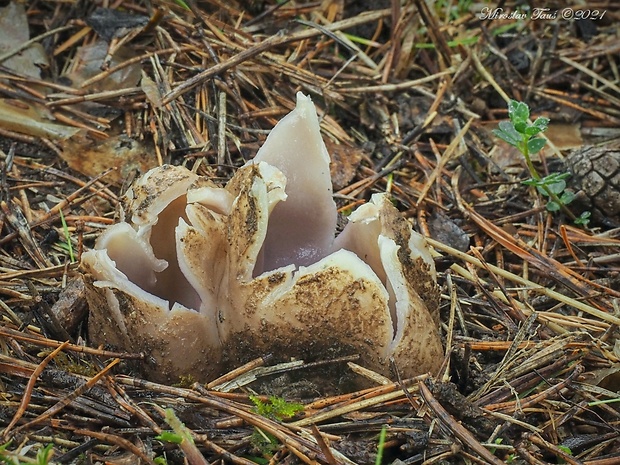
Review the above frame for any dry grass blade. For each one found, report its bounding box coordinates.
[474,206,619,299]
[417,117,474,206]
[0,263,77,281]
[419,381,504,465]
[12,358,120,435]
[66,427,157,465]
[162,8,393,103]
[293,376,427,427]
[311,424,339,465]
[426,237,620,327]
[559,56,620,96]
[116,376,331,464]
[337,68,456,93]
[0,324,144,359]
[2,341,69,437]
[1,200,51,268]
[205,355,270,389]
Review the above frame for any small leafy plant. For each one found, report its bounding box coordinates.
[493,99,590,225]
[249,395,303,421]
[248,396,304,460]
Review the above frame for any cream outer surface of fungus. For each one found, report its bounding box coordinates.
[82,92,443,383]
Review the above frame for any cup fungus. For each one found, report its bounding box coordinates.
[82,93,443,383]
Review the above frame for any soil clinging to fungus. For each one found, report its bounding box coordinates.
[82,93,443,383]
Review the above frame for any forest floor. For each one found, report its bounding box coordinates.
[0,1,620,464]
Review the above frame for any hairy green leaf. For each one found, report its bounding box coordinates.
[493,122,521,146]
[560,190,576,205]
[513,120,527,133]
[524,125,543,136]
[547,179,567,195]
[575,211,591,225]
[509,99,529,122]
[533,116,549,130]
[527,137,546,154]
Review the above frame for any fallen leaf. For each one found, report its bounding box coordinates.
[62,41,141,91]
[0,2,48,78]
[0,99,80,139]
[59,132,158,186]
[86,7,149,42]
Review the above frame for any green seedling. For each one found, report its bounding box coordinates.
[155,431,184,445]
[588,396,620,406]
[248,396,304,460]
[375,426,387,465]
[156,409,208,465]
[557,445,573,464]
[34,445,53,465]
[58,209,75,263]
[435,0,475,20]
[493,99,590,226]
[0,442,53,465]
[522,172,575,212]
[249,429,280,460]
[489,437,503,455]
[172,0,190,9]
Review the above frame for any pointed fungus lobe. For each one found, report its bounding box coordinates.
[250,93,337,273]
[82,92,442,383]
